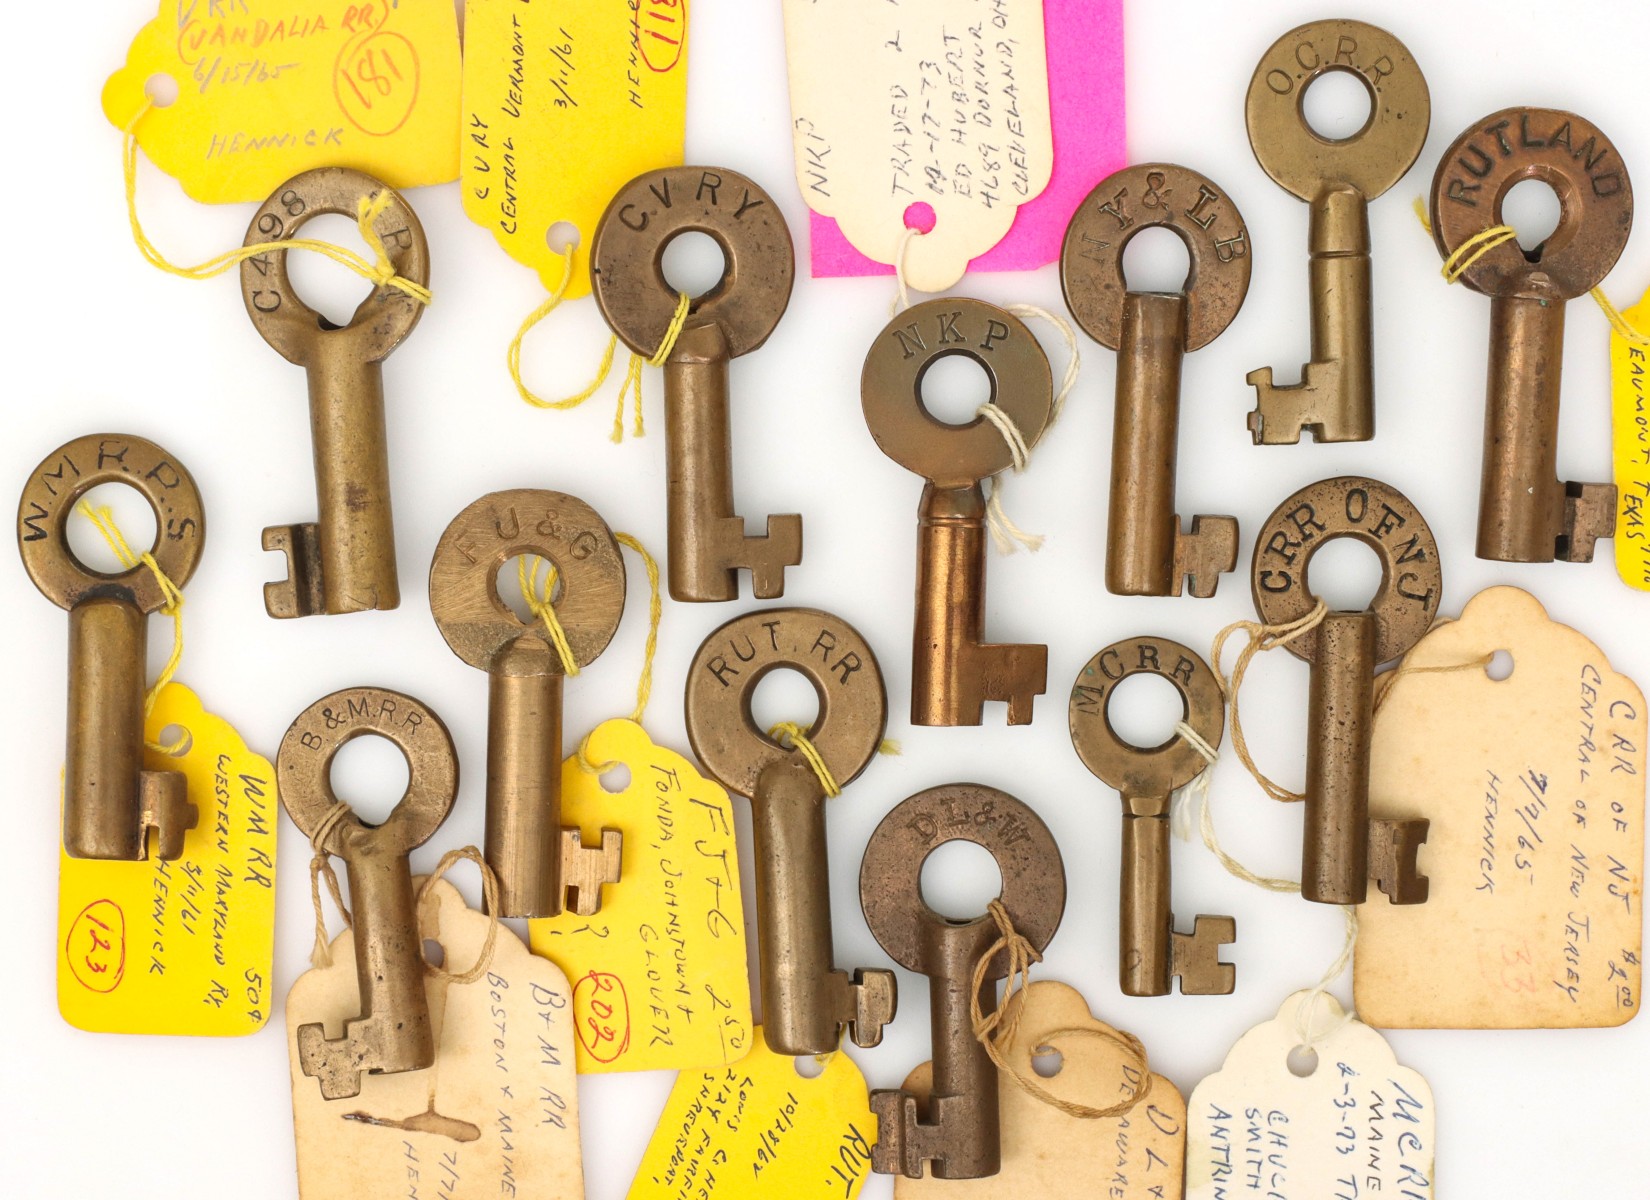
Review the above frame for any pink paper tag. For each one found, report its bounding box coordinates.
[808,0,1126,280]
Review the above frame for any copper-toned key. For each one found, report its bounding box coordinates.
[862,298,1054,726]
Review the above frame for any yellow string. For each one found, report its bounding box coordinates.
[1209,600,1330,804]
[767,722,842,797]
[123,104,431,304]
[507,244,692,440]
[969,900,1152,1119]
[517,556,581,677]
[1413,196,1647,343]
[75,503,185,753]
[571,535,664,775]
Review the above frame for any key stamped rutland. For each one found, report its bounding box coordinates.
[862,298,1053,726]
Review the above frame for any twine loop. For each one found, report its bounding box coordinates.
[518,556,580,677]
[416,847,505,985]
[307,801,355,969]
[970,901,1152,1119]
[509,244,691,440]
[768,722,842,797]
[1210,600,1329,804]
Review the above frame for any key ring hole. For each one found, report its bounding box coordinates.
[917,349,995,427]
[1486,650,1514,682]
[65,481,160,578]
[1304,536,1386,612]
[1498,175,1566,262]
[920,840,1004,921]
[1299,66,1374,143]
[495,553,568,625]
[747,666,824,746]
[1104,673,1188,752]
[327,732,413,827]
[1119,225,1193,294]
[283,211,380,331]
[660,229,731,301]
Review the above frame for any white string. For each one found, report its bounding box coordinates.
[889,226,922,316]
[1170,718,1360,1051]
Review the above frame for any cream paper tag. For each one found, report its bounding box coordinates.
[288,879,583,1200]
[894,980,1184,1199]
[781,0,1054,291]
[1187,992,1436,1200]
[1358,585,1645,1028]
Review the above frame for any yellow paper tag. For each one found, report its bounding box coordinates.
[104,1,462,204]
[1611,284,1650,589]
[56,683,278,1036]
[289,879,585,1200]
[629,1030,877,1200]
[530,719,753,1073]
[461,0,690,299]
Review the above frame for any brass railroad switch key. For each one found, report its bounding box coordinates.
[1253,477,1441,906]
[1062,162,1250,597]
[861,784,1065,1180]
[430,490,625,920]
[241,168,430,619]
[19,434,206,861]
[1070,638,1235,996]
[1245,19,1429,444]
[590,165,802,603]
[278,687,458,1100]
[1430,107,1633,564]
[862,298,1054,726]
[685,608,895,1056]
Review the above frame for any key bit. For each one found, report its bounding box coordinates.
[241,168,429,618]
[1430,107,1632,564]
[861,784,1065,1179]
[862,299,1056,726]
[1062,163,1249,597]
[1252,477,1441,906]
[1070,637,1235,996]
[431,489,627,919]
[279,687,458,1100]
[591,166,803,603]
[687,609,893,1056]
[1245,21,1430,444]
[19,434,207,862]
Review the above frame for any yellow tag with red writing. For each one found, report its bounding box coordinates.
[57,683,278,1035]
[461,0,689,300]
[629,1030,877,1200]
[529,719,753,1073]
[103,0,462,203]
[1611,283,1650,589]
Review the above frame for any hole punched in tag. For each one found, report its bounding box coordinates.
[685,608,894,1058]
[1069,637,1235,996]
[18,434,207,863]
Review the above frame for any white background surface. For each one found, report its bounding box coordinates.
[3,1,1646,1195]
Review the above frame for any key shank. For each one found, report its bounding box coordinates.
[1250,185,1375,444]
[1303,611,1375,904]
[1120,812,1174,995]
[65,598,192,861]
[913,483,1046,726]
[488,638,565,918]
[1480,291,1615,563]
[664,320,802,602]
